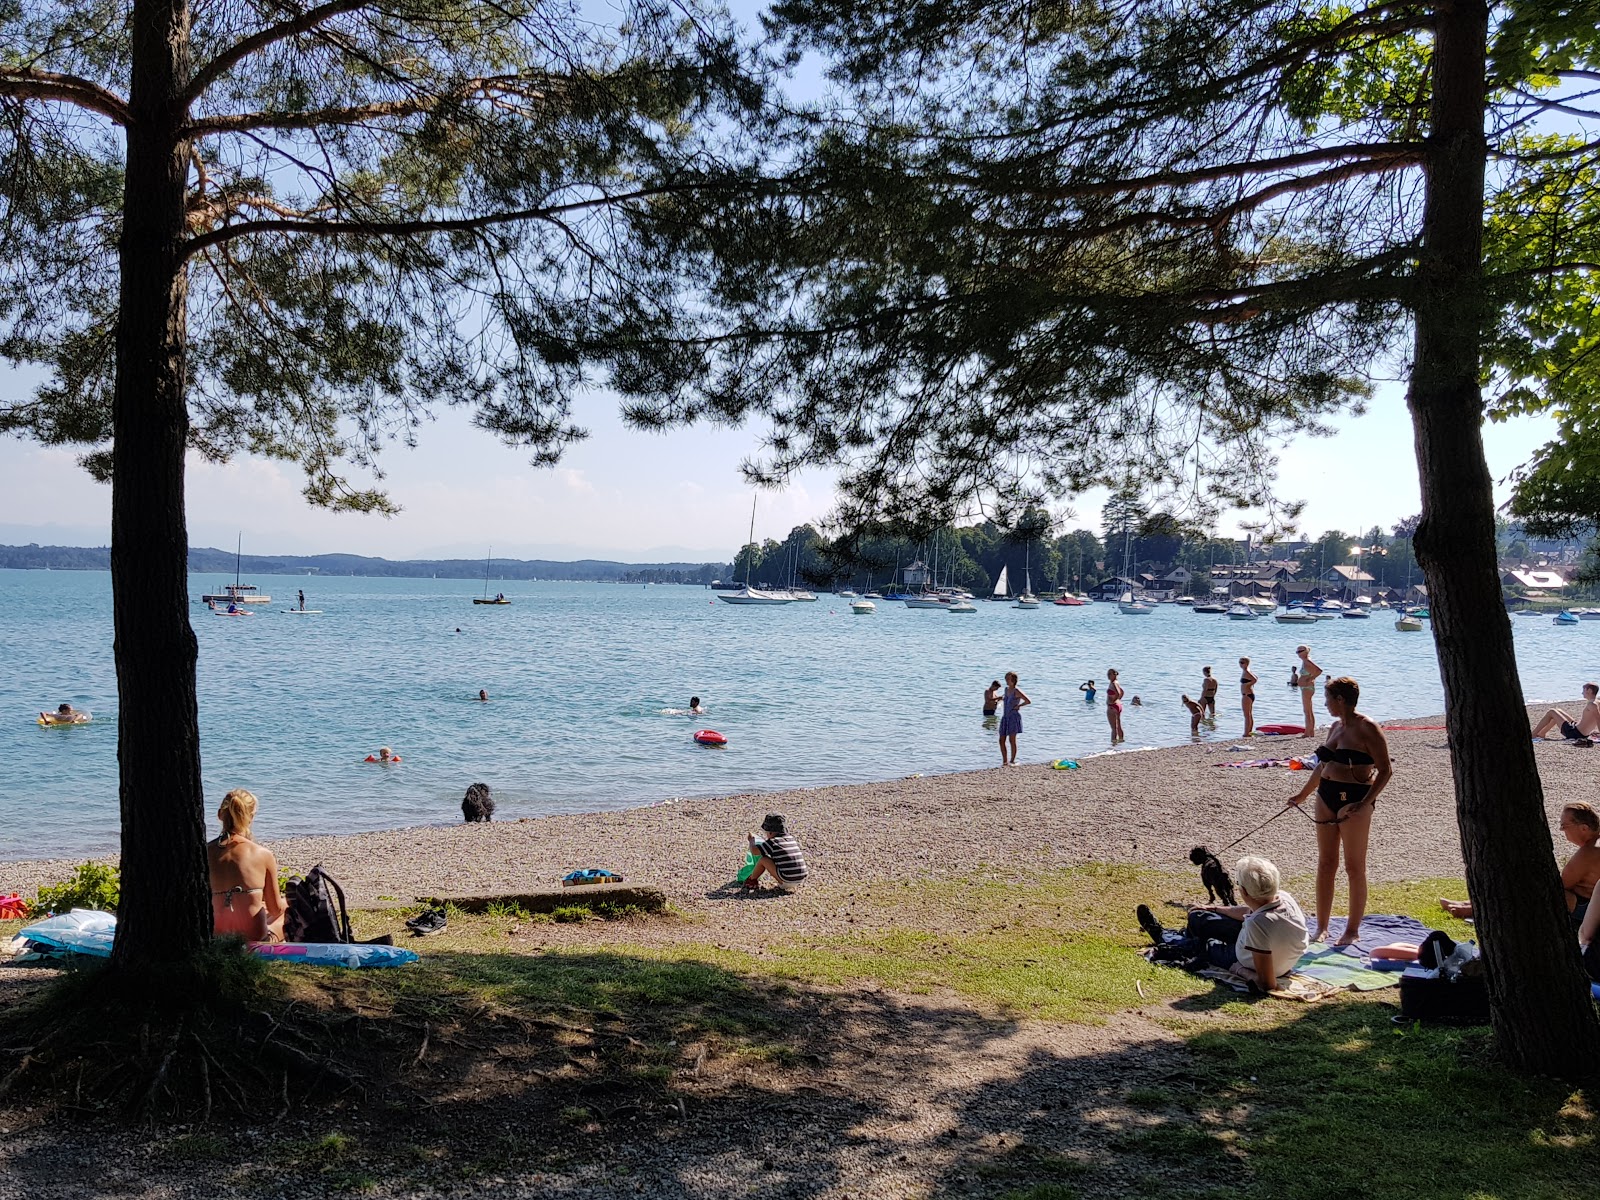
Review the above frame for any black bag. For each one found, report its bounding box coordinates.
[284,865,354,944]
[1398,972,1491,1025]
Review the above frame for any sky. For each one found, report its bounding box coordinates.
[0,0,1568,564]
[0,368,1558,561]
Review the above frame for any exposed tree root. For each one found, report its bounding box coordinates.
[0,943,379,1122]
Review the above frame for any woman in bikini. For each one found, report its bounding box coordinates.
[1239,657,1258,737]
[1295,646,1322,738]
[1288,677,1393,944]
[1106,668,1125,743]
[207,788,285,942]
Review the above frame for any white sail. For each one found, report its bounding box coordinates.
[992,565,1010,598]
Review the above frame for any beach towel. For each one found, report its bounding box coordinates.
[1142,913,1430,996]
[1382,725,1446,731]
[1212,758,1300,769]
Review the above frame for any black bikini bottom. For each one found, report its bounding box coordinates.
[1318,778,1372,816]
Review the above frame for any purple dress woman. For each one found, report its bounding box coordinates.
[999,686,1023,737]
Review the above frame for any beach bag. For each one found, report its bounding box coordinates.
[1398,970,1491,1025]
[284,865,354,944]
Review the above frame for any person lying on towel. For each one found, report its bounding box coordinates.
[1137,855,1309,989]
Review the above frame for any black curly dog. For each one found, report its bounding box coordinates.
[1189,845,1236,906]
[462,782,495,823]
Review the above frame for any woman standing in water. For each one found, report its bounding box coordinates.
[1295,645,1322,737]
[1106,668,1126,743]
[1239,657,1258,736]
[1289,677,1392,944]
[998,672,1030,765]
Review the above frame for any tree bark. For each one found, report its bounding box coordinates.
[1409,0,1600,1075]
[109,0,210,969]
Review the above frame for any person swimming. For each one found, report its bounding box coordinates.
[365,746,401,763]
[983,680,1001,717]
[478,689,489,702]
[690,696,705,714]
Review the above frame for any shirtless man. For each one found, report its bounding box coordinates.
[1443,802,1600,924]
[207,788,285,942]
[1532,683,1600,740]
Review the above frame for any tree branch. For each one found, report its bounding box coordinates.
[182,0,371,105]
[0,68,131,125]
[181,182,717,256]
[185,77,545,136]
[940,143,1424,201]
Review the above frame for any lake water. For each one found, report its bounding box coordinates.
[0,568,1583,859]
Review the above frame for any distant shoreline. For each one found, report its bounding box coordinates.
[0,544,730,583]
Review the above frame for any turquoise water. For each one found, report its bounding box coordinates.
[0,568,1582,859]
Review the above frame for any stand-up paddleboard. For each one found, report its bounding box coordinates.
[13,911,418,968]
[282,609,323,614]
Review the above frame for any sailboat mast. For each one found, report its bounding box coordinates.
[745,496,757,589]
[235,532,242,588]
[483,548,492,599]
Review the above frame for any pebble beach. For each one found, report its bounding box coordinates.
[6,712,1593,931]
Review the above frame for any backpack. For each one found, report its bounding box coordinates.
[284,865,353,944]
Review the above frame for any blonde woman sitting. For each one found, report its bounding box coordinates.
[207,788,285,942]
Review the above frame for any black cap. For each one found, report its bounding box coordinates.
[760,813,786,835]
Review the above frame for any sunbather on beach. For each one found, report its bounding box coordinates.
[1531,684,1600,741]
[207,788,285,942]
[743,814,808,892]
[1136,855,1308,989]
[1442,802,1600,923]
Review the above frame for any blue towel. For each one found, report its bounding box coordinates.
[1320,914,1431,957]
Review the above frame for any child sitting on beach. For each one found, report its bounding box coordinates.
[743,814,808,893]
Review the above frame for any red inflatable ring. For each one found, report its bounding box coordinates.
[1256,723,1304,736]
[693,729,727,746]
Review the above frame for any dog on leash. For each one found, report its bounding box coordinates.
[1189,845,1236,906]
[462,782,495,823]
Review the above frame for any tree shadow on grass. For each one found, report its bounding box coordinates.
[1,952,1592,1200]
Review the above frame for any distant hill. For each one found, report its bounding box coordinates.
[0,544,731,584]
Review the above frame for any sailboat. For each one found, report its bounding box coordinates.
[1014,546,1040,608]
[474,549,510,604]
[718,498,795,604]
[1115,523,1152,614]
[202,533,271,605]
[989,564,1010,602]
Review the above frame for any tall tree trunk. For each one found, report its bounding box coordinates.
[109,0,209,970]
[1409,0,1600,1075]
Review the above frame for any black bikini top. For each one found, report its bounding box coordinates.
[1316,743,1374,766]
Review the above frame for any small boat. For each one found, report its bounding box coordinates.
[1554,610,1581,626]
[1340,606,1372,619]
[1226,603,1259,621]
[1174,596,1195,606]
[1275,608,1317,624]
[474,549,510,604]
[989,565,1011,602]
[1395,615,1423,632]
[1306,600,1344,619]
[1117,590,1154,615]
[850,599,876,614]
[718,587,794,605]
[1241,596,1277,614]
[864,591,883,600]
[905,594,952,609]
[838,589,859,599]
[947,600,977,613]
[1054,594,1087,606]
[1014,594,1041,609]
[1577,609,1600,621]
[201,534,271,605]
[1192,601,1229,614]
[787,590,819,602]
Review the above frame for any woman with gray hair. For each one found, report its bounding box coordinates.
[1137,855,1309,988]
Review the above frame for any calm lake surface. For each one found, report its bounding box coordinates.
[0,569,1582,859]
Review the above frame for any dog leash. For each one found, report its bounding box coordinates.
[1221,802,1315,850]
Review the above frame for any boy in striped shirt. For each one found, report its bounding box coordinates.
[744,814,808,892]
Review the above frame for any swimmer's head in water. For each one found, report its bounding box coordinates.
[57,702,72,714]
[378,746,393,760]
[218,787,258,837]
[690,696,700,708]
[478,690,488,700]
